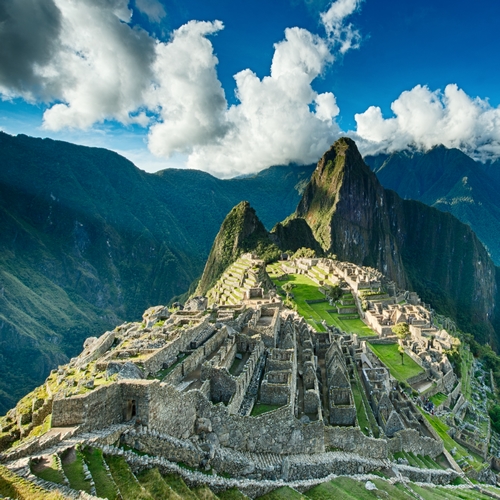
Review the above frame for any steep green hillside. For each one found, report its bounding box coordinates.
[365,146,500,265]
[0,132,312,411]
[196,201,279,296]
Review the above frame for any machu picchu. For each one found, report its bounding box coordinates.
[1,251,500,498]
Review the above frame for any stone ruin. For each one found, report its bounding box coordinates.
[0,255,463,488]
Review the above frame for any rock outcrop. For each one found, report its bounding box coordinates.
[195,201,279,296]
[279,137,497,344]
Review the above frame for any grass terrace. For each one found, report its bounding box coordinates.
[271,273,376,336]
[429,392,448,407]
[367,343,424,382]
[351,369,379,437]
[81,447,117,500]
[0,464,65,500]
[419,410,486,472]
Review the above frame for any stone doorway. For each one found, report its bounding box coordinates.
[125,400,137,421]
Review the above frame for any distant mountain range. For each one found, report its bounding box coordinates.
[365,146,500,265]
[0,132,313,412]
[1,130,500,413]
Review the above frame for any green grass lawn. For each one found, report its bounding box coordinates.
[351,382,370,435]
[461,347,474,401]
[429,392,448,407]
[368,343,423,382]
[31,455,66,485]
[61,448,91,493]
[257,486,306,499]
[137,469,182,500]
[106,455,153,500]
[305,477,409,500]
[218,487,249,500]
[272,274,376,336]
[350,368,379,437]
[418,410,485,472]
[251,403,282,416]
[82,447,117,500]
[163,474,198,500]
[0,464,65,500]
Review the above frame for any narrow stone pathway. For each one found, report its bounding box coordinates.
[238,352,266,416]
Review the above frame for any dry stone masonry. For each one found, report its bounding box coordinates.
[0,254,480,493]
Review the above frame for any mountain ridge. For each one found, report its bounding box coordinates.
[365,145,500,265]
[0,131,312,412]
[277,138,498,345]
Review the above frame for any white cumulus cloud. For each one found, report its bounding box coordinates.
[147,20,229,158]
[184,27,341,177]
[321,0,363,53]
[0,0,364,176]
[354,84,500,160]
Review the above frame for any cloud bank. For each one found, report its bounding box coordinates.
[4,0,500,175]
[353,84,500,161]
[0,0,363,177]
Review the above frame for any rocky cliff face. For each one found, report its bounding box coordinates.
[288,138,497,344]
[365,145,500,266]
[195,201,279,296]
[296,138,407,286]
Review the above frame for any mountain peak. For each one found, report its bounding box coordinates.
[195,201,279,296]
[294,137,407,286]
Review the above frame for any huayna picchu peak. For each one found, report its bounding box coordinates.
[285,138,498,346]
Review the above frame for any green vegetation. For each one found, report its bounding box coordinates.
[367,343,424,382]
[61,447,91,493]
[351,369,379,437]
[394,451,442,469]
[196,201,280,296]
[218,488,250,500]
[251,403,282,416]
[0,464,65,500]
[163,473,199,499]
[419,410,485,471]
[31,455,66,485]
[488,404,500,433]
[271,273,376,336]
[257,486,306,499]
[137,468,182,500]
[429,392,448,407]
[410,483,494,499]
[0,132,314,412]
[81,446,118,500]
[304,476,408,500]
[193,485,220,499]
[105,454,153,500]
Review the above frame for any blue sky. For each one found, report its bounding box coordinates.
[1,0,499,176]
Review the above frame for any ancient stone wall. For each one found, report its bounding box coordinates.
[147,383,198,439]
[324,426,387,459]
[407,370,431,386]
[203,327,229,358]
[260,371,292,406]
[227,342,265,414]
[122,429,202,467]
[197,399,325,455]
[142,344,179,375]
[386,428,443,458]
[51,383,123,429]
